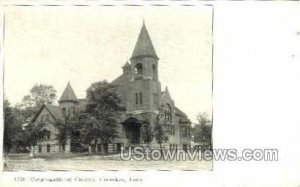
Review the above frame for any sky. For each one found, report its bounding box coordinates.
[4,5,213,123]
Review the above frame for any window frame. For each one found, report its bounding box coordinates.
[135,93,138,104]
[134,63,143,75]
[139,92,143,104]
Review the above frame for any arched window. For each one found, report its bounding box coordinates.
[134,63,143,75]
[163,104,172,120]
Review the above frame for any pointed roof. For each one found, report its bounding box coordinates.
[165,86,170,96]
[59,82,78,103]
[131,22,158,60]
[161,86,172,100]
[31,104,64,123]
[122,61,131,69]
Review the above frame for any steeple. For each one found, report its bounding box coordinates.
[59,82,78,103]
[131,22,158,60]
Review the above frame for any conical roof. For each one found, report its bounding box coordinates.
[131,23,158,60]
[59,82,78,102]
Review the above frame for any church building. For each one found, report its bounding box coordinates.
[31,23,192,154]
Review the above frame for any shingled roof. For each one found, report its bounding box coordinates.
[175,107,191,124]
[59,82,78,103]
[32,104,64,123]
[175,107,188,118]
[46,105,64,121]
[131,22,158,60]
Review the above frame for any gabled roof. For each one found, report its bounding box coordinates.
[59,82,78,103]
[32,104,64,123]
[131,23,158,60]
[175,107,191,124]
[46,105,64,121]
[175,107,188,118]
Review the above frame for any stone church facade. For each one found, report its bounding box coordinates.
[31,23,192,154]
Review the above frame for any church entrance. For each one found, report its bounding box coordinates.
[126,123,141,144]
[123,117,142,145]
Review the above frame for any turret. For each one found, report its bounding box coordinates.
[127,22,161,112]
[130,22,159,81]
[58,82,78,116]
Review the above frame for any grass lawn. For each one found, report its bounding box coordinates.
[4,152,213,171]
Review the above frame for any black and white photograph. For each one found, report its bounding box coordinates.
[2,5,213,171]
[1,1,300,187]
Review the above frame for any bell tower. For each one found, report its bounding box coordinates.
[128,22,161,113]
[131,22,159,81]
[58,82,78,117]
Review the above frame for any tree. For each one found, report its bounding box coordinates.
[154,113,169,155]
[22,122,47,156]
[18,84,57,121]
[141,121,154,147]
[67,112,98,154]
[22,84,57,107]
[3,100,21,153]
[3,99,43,154]
[85,80,124,155]
[193,112,212,149]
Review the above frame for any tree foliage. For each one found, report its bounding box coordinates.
[6,120,48,155]
[17,84,57,121]
[68,112,98,146]
[3,100,22,153]
[154,113,169,151]
[154,123,169,145]
[141,121,154,146]
[24,122,47,147]
[79,80,125,154]
[22,84,57,107]
[86,81,123,116]
[193,112,212,147]
[3,99,44,153]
